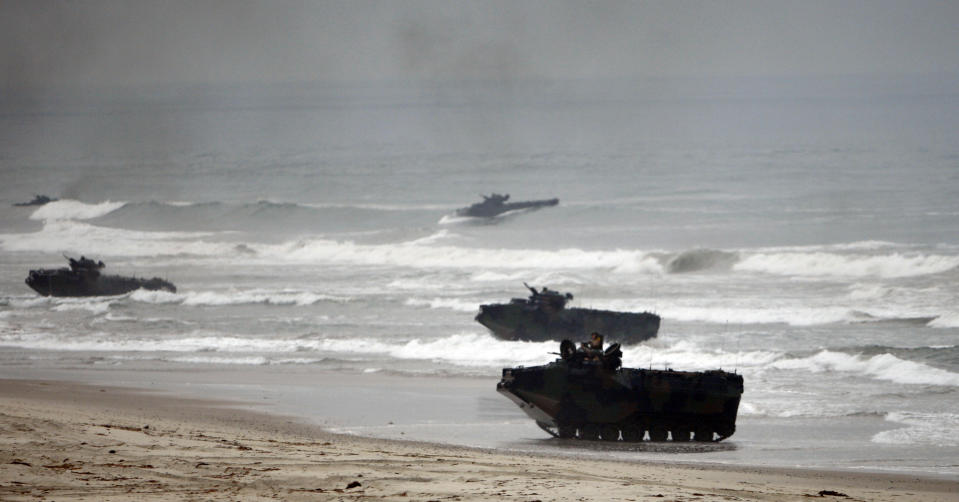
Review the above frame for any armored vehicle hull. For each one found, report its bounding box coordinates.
[498,348,743,442]
[478,304,660,343]
[456,193,558,218]
[477,284,660,343]
[25,257,176,297]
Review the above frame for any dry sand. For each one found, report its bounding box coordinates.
[1,379,956,501]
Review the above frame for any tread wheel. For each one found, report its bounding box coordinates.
[580,423,601,441]
[694,427,714,442]
[600,425,620,441]
[715,423,735,441]
[620,425,643,442]
[648,425,668,442]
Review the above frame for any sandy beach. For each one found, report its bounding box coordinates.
[1,379,956,501]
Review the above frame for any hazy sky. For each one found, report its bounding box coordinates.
[3,0,959,89]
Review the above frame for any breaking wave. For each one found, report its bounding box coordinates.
[0,332,749,373]
[129,289,352,307]
[254,238,665,272]
[29,199,126,221]
[872,412,959,446]
[0,331,559,369]
[771,350,959,387]
[600,300,943,327]
[3,216,958,282]
[664,248,739,273]
[4,290,352,311]
[4,324,956,394]
[7,296,119,314]
[620,339,778,372]
[50,299,115,315]
[928,312,959,328]
[0,220,225,257]
[404,297,480,312]
[660,305,856,326]
[735,251,959,278]
[82,199,445,233]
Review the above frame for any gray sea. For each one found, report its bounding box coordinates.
[1,79,958,477]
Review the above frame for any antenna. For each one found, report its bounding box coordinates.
[720,320,728,370]
[734,321,742,374]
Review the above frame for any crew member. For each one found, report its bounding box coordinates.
[580,332,604,362]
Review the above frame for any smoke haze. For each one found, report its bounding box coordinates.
[4,0,959,90]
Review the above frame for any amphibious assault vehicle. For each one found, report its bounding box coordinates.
[476,284,660,343]
[456,193,558,218]
[497,340,743,442]
[13,194,58,207]
[25,256,176,297]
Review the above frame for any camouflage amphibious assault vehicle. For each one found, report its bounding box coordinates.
[497,340,743,441]
[456,193,559,218]
[13,194,58,207]
[25,256,176,297]
[476,284,660,343]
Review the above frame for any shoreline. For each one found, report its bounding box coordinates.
[2,378,957,501]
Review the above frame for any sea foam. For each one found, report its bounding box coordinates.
[129,288,351,307]
[404,297,480,312]
[29,199,126,221]
[872,412,959,446]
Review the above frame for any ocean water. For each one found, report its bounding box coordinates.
[1,80,958,477]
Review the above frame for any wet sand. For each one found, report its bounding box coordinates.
[1,378,957,501]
